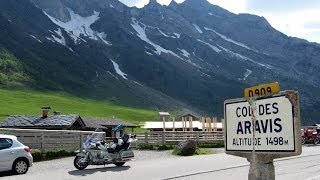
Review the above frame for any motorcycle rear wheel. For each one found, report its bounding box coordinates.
[314,138,320,145]
[74,156,89,170]
[114,162,125,166]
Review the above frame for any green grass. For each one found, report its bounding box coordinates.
[0,89,157,125]
[137,144,176,151]
[194,148,211,155]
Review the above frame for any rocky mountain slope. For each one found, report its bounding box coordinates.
[1,0,320,124]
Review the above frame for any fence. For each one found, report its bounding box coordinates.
[0,128,97,151]
[0,128,224,151]
[123,131,224,145]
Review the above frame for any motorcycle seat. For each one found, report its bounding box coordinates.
[107,148,116,153]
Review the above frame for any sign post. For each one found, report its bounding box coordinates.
[224,89,301,180]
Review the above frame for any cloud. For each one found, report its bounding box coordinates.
[304,22,320,29]
[256,9,320,43]
[245,0,320,13]
[207,0,248,14]
[118,0,149,8]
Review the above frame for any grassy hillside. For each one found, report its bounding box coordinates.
[0,48,31,86]
[0,89,157,125]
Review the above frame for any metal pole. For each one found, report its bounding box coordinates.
[248,98,275,180]
[163,116,166,132]
[248,159,275,180]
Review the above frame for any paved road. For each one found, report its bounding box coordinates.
[1,146,320,180]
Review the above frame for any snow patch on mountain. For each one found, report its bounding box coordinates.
[132,80,143,86]
[46,28,67,47]
[204,27,257,52]
[29,35,42,43]
[53,28,66,45]
[173,33,180,38]
[43,9,112,45]
[198,69,211,77]
[131,18,182,59]
[243,69,252,80]
[186,60,201,68]
[145,51,153,55]
[197,39,221,53]
[158,29,170,37]
[178,48,190,58]
[145,24,178,39]
[110,4,114,8]
[193,24,203,34]
[96,32,111,45]
[110,60,127,80]
[68,47,74,52]
[46,29,74,52]
[218,45,272,69]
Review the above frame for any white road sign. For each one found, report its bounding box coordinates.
[225,95,295,152]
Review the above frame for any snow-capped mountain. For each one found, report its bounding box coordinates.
[1,0,320,124]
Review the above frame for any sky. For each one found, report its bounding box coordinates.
[118,0,320,43]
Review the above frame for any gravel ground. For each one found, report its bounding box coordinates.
[0,148,225,177]
[134,148,225,161]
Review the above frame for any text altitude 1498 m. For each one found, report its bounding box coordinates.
[266,137,289,146]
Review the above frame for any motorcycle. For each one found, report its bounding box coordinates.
[74,129,137,170]
[301,127,320,145]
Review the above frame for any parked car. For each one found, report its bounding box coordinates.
[0,134,33,174]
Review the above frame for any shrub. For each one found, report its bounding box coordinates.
[31,149,43,162]
[198,143,224,148]
[173,140,197,156]
[137,144,176,151]
[194,148,209,155]
[45,150,62,160]
[137,144,156,150]
[172,147,209,156]
[172,147,196,156]
[31,149,77,162]
[157,145,175,151]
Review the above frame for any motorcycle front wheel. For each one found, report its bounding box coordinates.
[74,156,89,170]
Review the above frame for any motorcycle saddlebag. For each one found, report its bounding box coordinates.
[121,150,134,160]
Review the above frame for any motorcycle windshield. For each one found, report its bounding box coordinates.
[86,131,105,142]
[83,129,105,149]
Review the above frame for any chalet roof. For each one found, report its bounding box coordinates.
[175,113,200,121]
[82,117,138,128]
[158,112,170,116]
[0,115,84,129]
